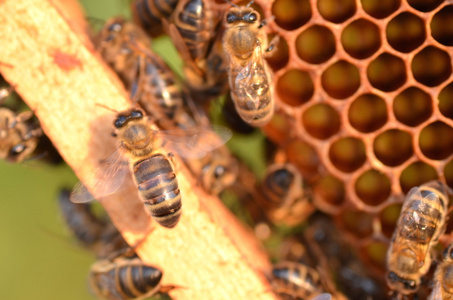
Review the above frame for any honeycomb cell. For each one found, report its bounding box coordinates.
[266,35,289,71]
[296,25,336,64]
[313,175,345,207]
[355,169,391,206]
[373,129,413,167]
[302,103,341,140]
[317,0,356,24]
[386,12,426,53]
[445,158,453,190]
[361,241,387,270]
[367,53,406,92]
[341,18,381,59]
[271,0,312,31]
[337,210,373,239]
[276,69,314,106]
[411,46,452,87]
[379,204,402,239]
[285,140,320,177]
[393,87,432,127]
[321,60,360,99]
[431,6,453,47]
[348,93,387,133]
[399,161,439,194]
[263,112,292,145]
[360,0,400,19]
[439,82,453,120]
[407,0,443,12]
[328,137,366,173]
[419,121,453,160]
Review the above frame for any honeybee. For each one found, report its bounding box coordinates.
[386,180,448,295]
[429,244,453,300]
[222,1,275,127]
[58,188,128,259]
[271,261,326,300]
[70,108,232,228]
[131,0,179,37]
[256,163,315,226]
[89,254,163,300]
[0,87,42,163]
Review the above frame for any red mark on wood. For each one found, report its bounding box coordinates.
[52,50,83,71]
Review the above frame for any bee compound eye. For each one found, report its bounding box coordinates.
[131,110,143,118]
[404,280,417,290]
[108,22,122,33]
[114,116,127,128]
[214,166,225,178]
[248,13,257,22]
[226,13,236,23]
[10,144,26,155]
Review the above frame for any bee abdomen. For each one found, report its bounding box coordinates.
[272,262,322,299]
[132,0,178,36]
[134,154,182,228]
[117,265,162,298]
[261,168,294,208]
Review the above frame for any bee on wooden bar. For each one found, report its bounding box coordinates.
[271,261,325,300]
[428,244,453,300]
[131,0,179,37]
[58,188,128,258]
[222,1,275,127]
[386,180,448,295]
[0,86,42,163]
[70,108,231,228]
[89,254,162,300]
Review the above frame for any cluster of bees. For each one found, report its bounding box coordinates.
[2,0,453,299]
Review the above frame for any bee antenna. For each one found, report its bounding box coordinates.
[246,0,255,7]
[224,0,239,8]
[95,103,118,113]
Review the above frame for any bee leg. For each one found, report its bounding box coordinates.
[7,110,34,129]
[23,127,43,141]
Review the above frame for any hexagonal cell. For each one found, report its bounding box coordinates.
[367,53,406,92]
[296,25,336,64]
[285,140,320,178]
[317,0,356,23]
[321,60,361,99]
[411,46,452,87]
[276,69,314,106]
[355,169,391,206]
[399,161,439,194]
[419,121,453,160]
[445,158,453,190]
[393,87,433,127]
[271,0,312,31]
[337,210,374,239]
[266,35,289,71]
[373,129,413,167]
[379,203,402,239]
[431,5,453,47]
[439,82,453,120]
[348,93,387,133]
[263,112,292,145]
[360,241,388,271]
[302,103,341,140]
[313,175,345,208]
[341,18,381,59]
[407,0,443,12]
[328,137,366,173]
[386,12,426,53]
[360,0,400,19]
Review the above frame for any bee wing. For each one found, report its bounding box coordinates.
[70,148,129,203]
[158,125,232,159]
[310,294,332,300]
[428,281,443,300]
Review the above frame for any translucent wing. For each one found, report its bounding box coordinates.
[310,294,332,300]
[70,148,130,203]
[428,281,442,300]
[158,125,232,159]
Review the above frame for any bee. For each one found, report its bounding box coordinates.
[58,188,128,258]
[222,1,275,127]
[131,0,179,37]
[89,254,163,300]
[386,180,448,295]
[256,163,314,226]
[0,86,42,163]
[429,244,453,300]
[271,261,326,300]
[70,108,231,228]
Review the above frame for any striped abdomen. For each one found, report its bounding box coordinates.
[131,0,179,37]
[174,0,214,62]
[271,262,324,299]
[90,257,162,300]
[260,165,296,209]
[134,153,182,228]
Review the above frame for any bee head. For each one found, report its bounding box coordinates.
[386,271,418,294]
[225,7,259,26]
[103,17,125,42]
[114,109,144,129]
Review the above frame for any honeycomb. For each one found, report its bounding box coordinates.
[242,0,453,276]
